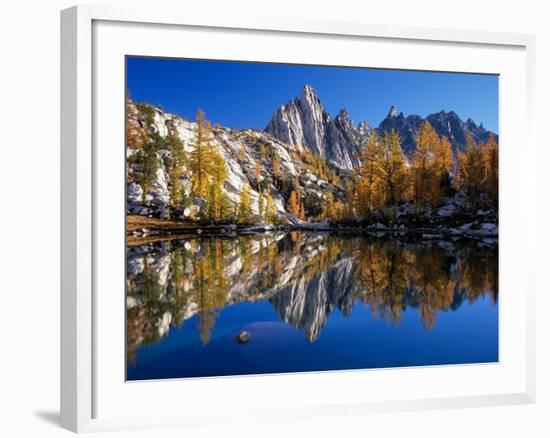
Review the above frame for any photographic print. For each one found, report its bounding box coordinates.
[125,57,498,381]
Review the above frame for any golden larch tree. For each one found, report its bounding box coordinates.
[287,190,301,217]
[207,150,228,220]
[299,201,305,221]
[483,133,498,206]
[378,129,409,207]
[264,188,276,223]
[456,134,485,210]
[271,153,282,180]
[237,184,253,224]
[254,159,262,185]
[166,126,187,215]
[354,132,384,215]
[411,121,441,210]
[189,109,214,198]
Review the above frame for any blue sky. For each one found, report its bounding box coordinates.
[126,57,499,133]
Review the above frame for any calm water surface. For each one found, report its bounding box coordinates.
[126,232,498,380]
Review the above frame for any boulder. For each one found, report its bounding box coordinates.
[235,330,251,345]
[300,221,330,231]
[479,223,498,235]
[127,182,143,204]
[127,257,144,275]
[436,204,455,217]
[459,222,474,231]
[144,165,170,217]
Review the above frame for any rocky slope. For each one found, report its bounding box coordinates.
[126,99,344,220]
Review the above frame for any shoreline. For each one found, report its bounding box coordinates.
[126,214,498,247]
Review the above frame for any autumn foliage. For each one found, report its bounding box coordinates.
[341,122,497,221]
[131,99,497,225]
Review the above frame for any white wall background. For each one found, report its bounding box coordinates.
[0,1,547,436]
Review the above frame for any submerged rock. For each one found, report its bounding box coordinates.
[235,330,251,344]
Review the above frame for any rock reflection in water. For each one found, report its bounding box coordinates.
[126,232,497,366]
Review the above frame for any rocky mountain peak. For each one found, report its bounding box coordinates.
[378,107,498,154]
[335,108,354,130]
[266,87,370,169]
[336,108,350,119]
[267,87,497,164]
[298,85,324,118]
[357,121,371,136]
[387,105,398,118]
[300,84,319,102]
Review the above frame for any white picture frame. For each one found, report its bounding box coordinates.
[60,4,536,433]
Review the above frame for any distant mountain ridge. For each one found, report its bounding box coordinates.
[379,105,498,154]
[266,85,497,169]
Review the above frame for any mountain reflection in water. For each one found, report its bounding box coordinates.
[126,232,498,379]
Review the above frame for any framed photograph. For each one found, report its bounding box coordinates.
[61,5,536,433]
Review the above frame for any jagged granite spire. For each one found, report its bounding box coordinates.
[265,85,371,170]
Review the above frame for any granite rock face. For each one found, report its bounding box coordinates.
[265,85,371,170]
[126,98,345,219]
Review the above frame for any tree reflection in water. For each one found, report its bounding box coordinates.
[126,233,497,365]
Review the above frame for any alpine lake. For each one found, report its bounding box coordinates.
[125,228,498,381]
